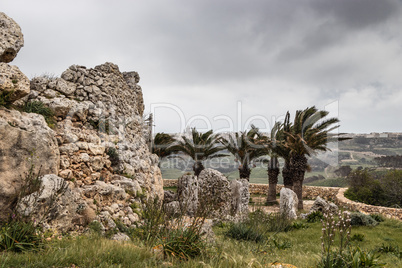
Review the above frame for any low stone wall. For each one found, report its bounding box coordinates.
[163,179,402,220]
[248,184,340,201]
[164,179,178,188]
[335,188,402,220]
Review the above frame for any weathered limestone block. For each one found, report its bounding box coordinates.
[198,169,231,219]
[0,63,30,101]
[280,188,298,220]
[0,108,59,221]
[0,12,24,63]
[230,179,250,217]
[111,175,142,197]
[310,196,338,213]
[17,174,83,232]
[177,174,198,216]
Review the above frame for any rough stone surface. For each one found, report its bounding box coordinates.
[198,169,231,219]
[0,12,24,63]
[164,190,176,204]
[0,63,30,101]
[17,174,81,232]
[26,62,162,202]
[0,108,59,221]
[280,188,298,220]
[0,11,163,233]
[111,232,130,241]
[164,201,181,217]
[177,175,198,216]
[310,196,338,213]
[230,179,249,218]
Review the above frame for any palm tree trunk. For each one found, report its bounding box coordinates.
[193,161,204,177]
[291,154,307,210]
[282,159,293,189]
[239,163,251,180]
[266,157,279,204]
[293,179,303,209]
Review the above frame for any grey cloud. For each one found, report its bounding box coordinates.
[3,0,402,133]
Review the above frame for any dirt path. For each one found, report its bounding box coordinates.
[249,196,315,213]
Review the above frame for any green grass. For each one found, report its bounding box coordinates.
[161,168,186,180]
[1,218,401,267]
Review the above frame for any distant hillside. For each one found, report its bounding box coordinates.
[160,132,402,186]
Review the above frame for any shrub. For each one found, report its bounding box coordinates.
[131,196,209,261]
[132,197,166,245]
[350,233,365,242]
[22,101,56,128]
[0,219,43,252]
[376,243,400,255]
[106,147,120,166]
[0,91,14,108]
[88,221,103,235]
[345,169,402,208]
[225,209,293,243]
[225,222,265,243]
[306,211,324,223]
[266,211,293,232]
[161,224,206,260]
[290,221,309,230]
[350,212,378,227]
[271,237,291,250]
[370,214,385,223]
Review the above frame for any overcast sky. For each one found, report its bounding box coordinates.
[3,0,402,134]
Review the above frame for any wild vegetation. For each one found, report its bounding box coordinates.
[1,203,401,267]
[345,169,402,208]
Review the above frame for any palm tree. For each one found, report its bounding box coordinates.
[265,122,284,203]
[170,128,226,176]
[219,126,266,180]
[281,111,294,189]
[285,106,348,209]
[151,132,176,167]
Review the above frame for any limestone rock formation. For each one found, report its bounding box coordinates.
[177,174,199,216]
[0,108,59,221]
[0,11,163,233]
[310,196,338,213]
[0,63,30,101]
[198,168,231,219]
[17,174,81,232]
[173,170,247,219]
[230,179,250,218]
[0,12,24,63]
[163,190,176,204]
[279,188,298,220]
[26,62,163,201]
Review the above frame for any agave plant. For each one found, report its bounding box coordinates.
[169,128,226,176]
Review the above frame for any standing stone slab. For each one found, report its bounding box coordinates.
[230,179,250,218]
[177,174,198,216]
[198,169,231,219]
[280,188,298,220]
